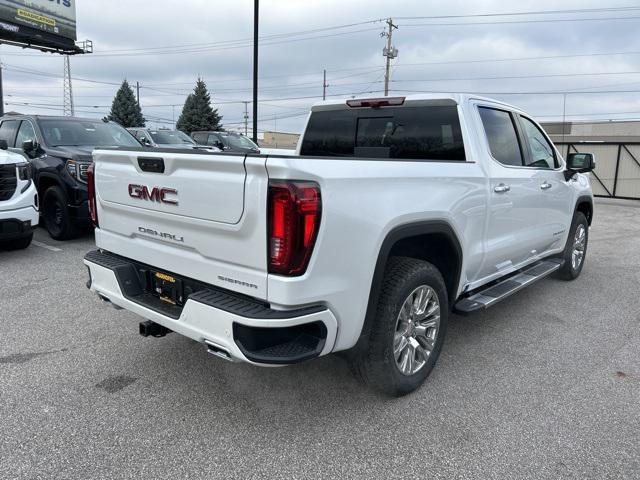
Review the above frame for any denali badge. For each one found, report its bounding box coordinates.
[217,275,258,290]
[138,227,184,243]
[129,184,178,205]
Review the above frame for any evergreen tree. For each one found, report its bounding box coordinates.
[176,78,222,134]
[105,80,145,127]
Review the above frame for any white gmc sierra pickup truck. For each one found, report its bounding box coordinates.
[0,144,38,250]
[84,94,595,396]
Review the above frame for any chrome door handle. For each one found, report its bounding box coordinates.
[540,182,552,190]
[494,183,510,193]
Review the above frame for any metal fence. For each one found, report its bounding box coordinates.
[555,142,640,200]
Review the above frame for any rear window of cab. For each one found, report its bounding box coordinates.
[300,105,466,161]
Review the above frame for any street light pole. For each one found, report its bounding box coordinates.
[252,0,259,144]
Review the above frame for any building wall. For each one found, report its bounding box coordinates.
[543,120,640,200]
[542,120,640,143]
[260,131,301,149]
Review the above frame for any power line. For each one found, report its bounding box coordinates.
[393,50,640,68]
[3,90,389,111]
[99,20,388,54]
[390,88,640,95]
[4,6,637,59]
[2,26,383,59]
[399,14,640,27]
[1,63,385,95]
[91,27,384,58]
[10,100,640,124]
[395,6,640,20]
[223,111,310,126]
[112,69,640,97]
[390,70,640,83]
[139,70,640,96]
[9,84,640,112]
[3,64,122,86]
[6,47,640,93]
[0,19,386,57]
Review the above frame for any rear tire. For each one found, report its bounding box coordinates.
[350,257,448,397]
[42,186,80,240]
[554,212,588,281]
[0,233,33,250]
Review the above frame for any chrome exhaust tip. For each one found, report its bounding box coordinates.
[97,293,123,310]
[204,340,236,362]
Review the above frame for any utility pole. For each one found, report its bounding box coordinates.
[382,18,398,96]
[0,61,4,118]
[252,0,259,144]
[322,69,327,100]
[136,81,140,106]
[63,55,74,116]
[242,101,250,136]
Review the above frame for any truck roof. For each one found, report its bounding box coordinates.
[311,93,521,112]
[0,114,117,123]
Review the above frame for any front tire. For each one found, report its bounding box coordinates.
[42,186,79,240]
[350,257,448,397]
[554,212,589,281]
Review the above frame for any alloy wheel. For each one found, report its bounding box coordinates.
[393,285,441,376]
[572,224,586,270]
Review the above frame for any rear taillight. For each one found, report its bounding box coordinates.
[268,180,321,276]
[87,163,98,228]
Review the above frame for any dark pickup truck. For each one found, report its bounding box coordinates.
[0,115,139,239]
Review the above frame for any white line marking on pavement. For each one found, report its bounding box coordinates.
[32,240,62,252]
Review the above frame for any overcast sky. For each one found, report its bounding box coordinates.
[1,0,640,134]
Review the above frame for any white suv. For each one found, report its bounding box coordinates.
[0,146,38,250]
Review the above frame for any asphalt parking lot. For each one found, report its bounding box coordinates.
[1,199,639,479]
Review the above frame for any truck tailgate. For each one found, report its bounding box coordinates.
[92,149,269,299]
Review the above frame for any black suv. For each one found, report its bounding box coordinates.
[0,115,139,239]
[191,131,260,153]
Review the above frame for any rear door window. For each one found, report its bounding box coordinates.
[478,107,524,167]
[300,105,466,160]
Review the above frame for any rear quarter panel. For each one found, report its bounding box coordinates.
[266,156,488,350]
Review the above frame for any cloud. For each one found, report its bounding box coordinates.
[2,0,639,133]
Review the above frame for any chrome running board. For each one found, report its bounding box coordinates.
[454,259,563,314]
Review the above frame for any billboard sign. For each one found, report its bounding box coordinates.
[0,0,79,52]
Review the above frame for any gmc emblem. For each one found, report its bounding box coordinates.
[128,184,178,205]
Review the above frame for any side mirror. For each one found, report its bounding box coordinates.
[215,141,225,150]
[0,139,7,150]
[565,153,595,180]
[22,139,36,153]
